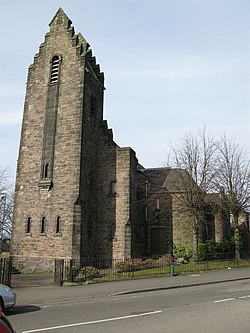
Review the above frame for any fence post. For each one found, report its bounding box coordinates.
[54,259,64,286]
[0,258,2,283]
[6,257,12,287]
[69,259,73,283]
[170,255,174,277]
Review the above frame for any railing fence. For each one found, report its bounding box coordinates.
[54,253,250,286]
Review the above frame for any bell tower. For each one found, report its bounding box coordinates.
[11,8,105,270]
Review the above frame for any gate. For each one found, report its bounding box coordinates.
[0,257,12,286]
[54,259,64,286]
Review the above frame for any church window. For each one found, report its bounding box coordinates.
[156,199,160,210]
[50,56,60,84]
[26,217,32,234]
[55,216,61,234]
[110,181,117,195]
[145,181,149,197]
[40,216,46,234]
[135,225,144,240]
[42,163,49,178]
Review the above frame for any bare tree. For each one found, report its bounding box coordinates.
[170,127,217,261]
[0,167,13,246]
[0,168,9,194]
[0,191,13,240]
[214,136,250,259]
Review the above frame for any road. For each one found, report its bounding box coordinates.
[9,278,250,333]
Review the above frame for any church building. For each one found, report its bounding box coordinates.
[11,8,230,270]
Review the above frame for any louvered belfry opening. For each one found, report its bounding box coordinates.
[50,56,60,84]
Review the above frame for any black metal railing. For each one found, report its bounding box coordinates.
[54,253,250,286]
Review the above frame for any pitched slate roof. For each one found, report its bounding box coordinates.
[142,167,193,193]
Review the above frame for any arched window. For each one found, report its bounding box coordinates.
[55,216,61,234]
[110,181,117,195]
[26,217,31,233]
[40,216,46,234]
[50,56,60,84]
[43,163,49,178]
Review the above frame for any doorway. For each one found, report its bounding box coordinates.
[151,228,166,255]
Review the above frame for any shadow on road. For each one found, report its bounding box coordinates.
[7,305,41,316]
[11,273,55,288]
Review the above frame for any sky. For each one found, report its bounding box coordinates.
[1,0,250,183]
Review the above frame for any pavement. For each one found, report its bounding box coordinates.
[10,267,250,306]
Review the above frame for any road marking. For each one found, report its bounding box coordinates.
[238,295,250,299]
[214,294,250,303]
[22,310,162,333]
[214,298,236,303]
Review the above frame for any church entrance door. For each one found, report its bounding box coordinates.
[151,227,166,255]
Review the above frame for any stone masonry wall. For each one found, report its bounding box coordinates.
[78,56,105,259]
[11,9,91,268]
[115,148,137,259]
[172,194,194,249]
[96,122,117,259]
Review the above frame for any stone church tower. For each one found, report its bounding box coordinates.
[11,8,139,270]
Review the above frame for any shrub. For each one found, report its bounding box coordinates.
[173,247,192,263]
[67,265,100,281]
[198,240,216,260]
[141,258,159,268]
[67,266,80,281]
[115,259,135,272]
[78,266,100,279]
[198,237,243,260]
[115,258,159,272]
[215,236,242,253]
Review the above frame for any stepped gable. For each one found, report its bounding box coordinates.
[31,7,104,88]
[49,7,72,31]
[101,120,114,142]
[85,49,105,87]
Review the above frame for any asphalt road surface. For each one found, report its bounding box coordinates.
[9,279,250,333]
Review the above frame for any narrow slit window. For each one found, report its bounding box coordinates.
[56,216,61,234]
[26,217,31,233]
[156,199,160,210]
[41,217,46,234]
[43,163,49,178]
[50,56,60,84]
[110,181,117,195]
